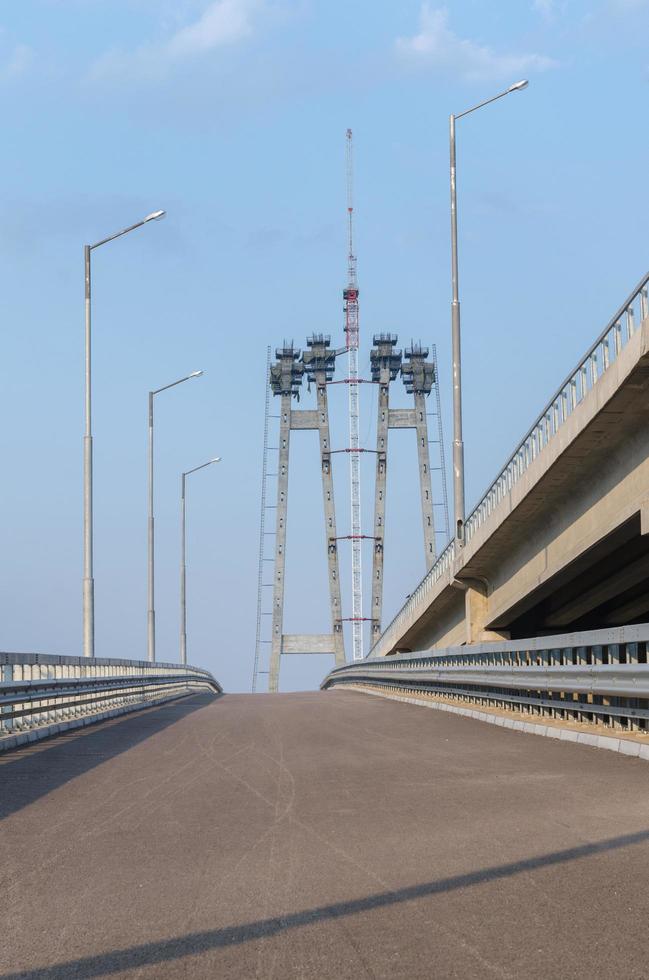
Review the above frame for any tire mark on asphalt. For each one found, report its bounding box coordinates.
[250,718,516,980]
[3,731,223,898]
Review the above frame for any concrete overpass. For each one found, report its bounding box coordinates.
[372,270,649,658]
[3,689,649,979]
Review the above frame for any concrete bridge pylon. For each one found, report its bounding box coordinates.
[267,337,345,693]
[370,337,448,641]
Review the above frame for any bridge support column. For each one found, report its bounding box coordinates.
[460,580,511,645]
[309,340,345,667]
[318,400,345,665]
[370,335,401,640]
[269,393,292,693]
[640,497,649,535]
[267,337,345,692]
[401,343,438,570]
[414,391,436,571]
[268,345,304,693]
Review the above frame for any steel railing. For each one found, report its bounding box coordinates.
[326,626,649,732]
[370,271,649,659]
[0,652,222,750]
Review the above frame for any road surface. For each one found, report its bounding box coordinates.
[1,689,649,978]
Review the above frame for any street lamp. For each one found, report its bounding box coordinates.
[83,209,166,658]
[148,371,204,663]
[180,458,221,666]
[449,80,528,547]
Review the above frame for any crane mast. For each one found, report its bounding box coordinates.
[344,128,363,661]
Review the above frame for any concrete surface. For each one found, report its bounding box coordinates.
[375,315,649,657]
[2,689,649,979]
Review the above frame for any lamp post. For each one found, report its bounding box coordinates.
[180,458,221,666]
[148,371,204,663]
[83,210,165,658]
[449,79,528,547]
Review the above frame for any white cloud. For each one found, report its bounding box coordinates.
[166,0,257,56]
[2,43,33,79]
[92,0,263,80]
[608,0,649,8]
[533,0,555,17]
[396,5,557,81]
[0,26,33,81]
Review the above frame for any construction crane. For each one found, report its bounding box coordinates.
[344,128,363,661]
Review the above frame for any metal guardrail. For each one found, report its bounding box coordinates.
[325,626,649,732]
[0,652,222,749]
[371,271,649,659]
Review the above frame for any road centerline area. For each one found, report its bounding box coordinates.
[2,689,649,979]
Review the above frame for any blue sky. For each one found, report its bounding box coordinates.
[0,0,648,691]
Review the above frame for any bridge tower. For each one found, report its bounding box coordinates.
[369,334,402,641]
[267,336,345,692]
[369,339,443,642]
[400,342,437,570]
[268,343,304,693]
[252,345,272,693]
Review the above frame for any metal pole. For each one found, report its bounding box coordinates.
[180,473,187,666]
[447,81,528,549]
[83,245,95,657]
[146,372,202,664]
[81,210,165,660]
[449,113,465,546]
[179,457,220,666]
[147,391,155,662]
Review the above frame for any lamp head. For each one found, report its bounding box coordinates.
[508,80,529,93]
[143,210,166,223]
[211,457,222,463]
[189,370,204,378]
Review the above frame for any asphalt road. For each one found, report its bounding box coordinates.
[2,689,649,979]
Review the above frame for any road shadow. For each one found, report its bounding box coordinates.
[0,692,219,822]
[3,826,648,978]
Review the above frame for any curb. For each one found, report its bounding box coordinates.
[0,688,217,754]
[347,685,649,761]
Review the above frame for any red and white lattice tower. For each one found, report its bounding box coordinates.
[344,128,363,661]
